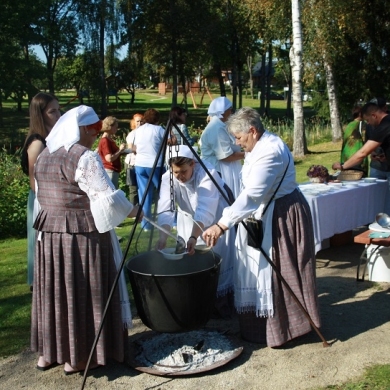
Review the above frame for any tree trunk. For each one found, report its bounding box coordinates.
[324,60,342,142]
[287,66,293,118]
[172,75,178,107]
[238,63,243,109]
[99,7,107,118]
[259,53,266,117]
[47,55,55,95]
[266,43,273,116]
[291,0,307,157]
[214,63,226,96]
[247,56,253,99]
[0,92,3,127]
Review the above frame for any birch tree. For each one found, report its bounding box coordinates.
[324,61,342,141]
[302,0,358,142]
[290,0,307,157]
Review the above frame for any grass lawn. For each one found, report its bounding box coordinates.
[0,88,314,152]
[0,238,31,356]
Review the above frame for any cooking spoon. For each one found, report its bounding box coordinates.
[375,212,390,228]
[142,216,186,254]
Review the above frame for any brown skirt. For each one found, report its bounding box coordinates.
[31,230,124,366]
[239,189,320,347]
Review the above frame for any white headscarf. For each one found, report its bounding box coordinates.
[46,105,101,153]
[207,97,232,119]
[166,145,196,166]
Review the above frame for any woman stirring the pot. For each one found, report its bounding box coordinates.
[202,107,320,346]
[156,145,236,318]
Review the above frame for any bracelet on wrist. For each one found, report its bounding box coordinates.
[189,235,197,241]
[216,223,225,235]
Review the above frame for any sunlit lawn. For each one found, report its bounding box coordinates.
[0,88,312,151]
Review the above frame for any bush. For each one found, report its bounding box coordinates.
[261,117,332,150]
[0,149,29,239]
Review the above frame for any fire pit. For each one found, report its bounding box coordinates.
[128,329,243,376]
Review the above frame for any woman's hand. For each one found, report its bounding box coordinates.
[186,236,197,255]
[202,224,225,247]
[156,237,167,251]
[128,205,143,220]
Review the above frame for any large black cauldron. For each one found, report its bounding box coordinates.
[126,251,221,333]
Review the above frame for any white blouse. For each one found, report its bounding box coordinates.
[75,150,133,232]
[219,131,297,228]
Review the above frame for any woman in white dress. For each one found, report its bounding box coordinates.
[199,97,244,199]
[203,107,320,347]
[156,145,236,317]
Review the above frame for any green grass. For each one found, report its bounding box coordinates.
[0,88,315,152]
[295,140,342,183]
[319,364,390,389]
[0,238,32,356]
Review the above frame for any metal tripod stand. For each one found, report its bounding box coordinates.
[81,118,329,389]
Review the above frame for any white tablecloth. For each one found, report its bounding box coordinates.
[300,181,388,253]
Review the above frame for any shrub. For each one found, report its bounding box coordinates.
[0,148,29,239]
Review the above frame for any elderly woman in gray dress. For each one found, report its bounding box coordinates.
[32,105,142,374]
[203,107,320,347]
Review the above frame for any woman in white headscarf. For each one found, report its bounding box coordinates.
[199,97,244,199]
[156,145,236,317]
[31,105,142,374]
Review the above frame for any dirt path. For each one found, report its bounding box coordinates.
[1,238,390,390]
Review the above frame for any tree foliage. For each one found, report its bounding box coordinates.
[2,0,390,155]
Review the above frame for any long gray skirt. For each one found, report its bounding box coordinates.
[263,189,321,347]
[31,230,124,366]
[27,190,35,286]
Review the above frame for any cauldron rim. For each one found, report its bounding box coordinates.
[126,250,221,277]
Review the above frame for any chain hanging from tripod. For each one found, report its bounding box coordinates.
[168,143,180,212]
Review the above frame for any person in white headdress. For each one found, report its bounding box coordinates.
[156,145,236,317]
[31,105,142,374]
[199,96,244,199]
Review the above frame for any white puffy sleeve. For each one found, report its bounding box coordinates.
[75,150,133,232]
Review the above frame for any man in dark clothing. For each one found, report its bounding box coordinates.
[333,100,390,214]
[333,101,390,171]
[365,98,390,178]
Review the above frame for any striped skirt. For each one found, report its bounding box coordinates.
[266,189,321,347]
[31,230,124,367]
